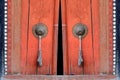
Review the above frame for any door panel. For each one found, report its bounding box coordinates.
[62,0,94,75]
[8,0,59,75]
[7,0,21,74]
[26,0,55,74]
[62,0,113,75]
[7,0,113,75]
[99,0,113,74]
[91,0,100,74]
[61,0,68,75]
[21,0,30,74]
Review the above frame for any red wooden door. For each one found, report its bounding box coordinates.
[7,0,59,75]
[62,0,113,75]
[7,0,113,75]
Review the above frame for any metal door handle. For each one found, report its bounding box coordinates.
[73,23,88,66]
[33,23,48,67]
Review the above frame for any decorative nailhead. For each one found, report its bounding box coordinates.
[4,0,8,75]
[112,0,116,75]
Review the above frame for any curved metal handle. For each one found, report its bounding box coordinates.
[78,50,83,66]
[32,23,48,67]
[73,23,88,66]
[37,36,42,66]
[78,36,83,66]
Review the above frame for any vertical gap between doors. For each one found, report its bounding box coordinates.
[57,1,63,75]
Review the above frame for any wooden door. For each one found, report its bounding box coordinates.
[7,0,114,75]
[7,0,59,75]
[62,0,113,75]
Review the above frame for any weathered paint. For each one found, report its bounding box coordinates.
[62,0,113,75]
[7,0,113,75]
[8,0,58,75]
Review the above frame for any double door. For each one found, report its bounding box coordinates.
[7,0,113,75]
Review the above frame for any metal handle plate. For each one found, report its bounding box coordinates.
[72,23,88,38]
[32,23,48,38]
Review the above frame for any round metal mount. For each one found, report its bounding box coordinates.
[72,23,88,38]
[32,23,48,38]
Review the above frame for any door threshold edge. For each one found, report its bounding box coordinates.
[2,75,118,80]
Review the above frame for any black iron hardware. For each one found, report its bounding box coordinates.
[32,23,48,67]
[72,23,88,66]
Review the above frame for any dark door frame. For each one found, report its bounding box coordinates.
[0,0,5,76]
[116,0,120,77]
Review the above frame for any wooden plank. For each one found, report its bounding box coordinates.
[99,0,110,74]
[7,0,12,74]
[61,0,69,75]
[25,0,56,74]
[11,0,21,74]
[99,0,114,74]
[21,0,29,74]
[8,0,58,75]
[7,0,29,74]
[7,0,21,74]
[3,75,117,80]
[91,0,100,74]
[108,0,113,74]
[52,0,59,74]
[65,0,94,74]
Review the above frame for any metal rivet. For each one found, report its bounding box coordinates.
[32,23,48,38]
[72,23,88,38]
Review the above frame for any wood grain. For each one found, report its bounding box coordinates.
[61,0,69,75]
[91,0,100,74]
[99,0,110,74]
[7,0,12,74]
[21,0,29,74]
[11,0,21,74]
[52,0,59,75]
[7,0,114,75]
[64,0,94,75]
[108,0,113,74]
[8,0,58,75]
[7,0,21,74]
[26,0,57,74]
